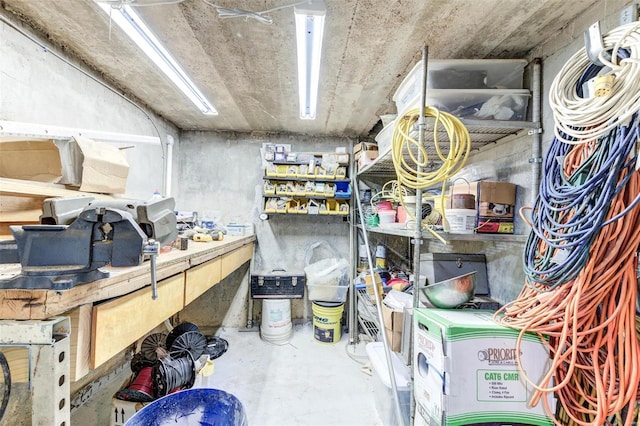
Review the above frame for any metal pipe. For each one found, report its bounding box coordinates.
[164,135,174,197]
[409,44,429,426]
[143,239,160,300]
[531,58,543,205]
[349,153,357,343]
[353,186,405,426]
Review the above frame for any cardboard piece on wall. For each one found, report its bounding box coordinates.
[0,138,62,182]
[72,136,129,194]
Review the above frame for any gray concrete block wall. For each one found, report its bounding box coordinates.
[175,131,353,325]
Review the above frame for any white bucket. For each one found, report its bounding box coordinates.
[444,209,476,234]
[261,299,292,345]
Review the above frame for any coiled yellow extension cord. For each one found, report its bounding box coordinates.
[391,107,471,241]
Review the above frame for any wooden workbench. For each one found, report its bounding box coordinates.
[0,235,255,320]
[1,234,255,376]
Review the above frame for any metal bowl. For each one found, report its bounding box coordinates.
[421,271,476,308]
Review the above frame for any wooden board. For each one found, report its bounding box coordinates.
[3,347,28,382]
[68,304,92,381]
[221,242,254,279]
[0,177,115,199]
[91,273,185,369]
[184,258,221,305]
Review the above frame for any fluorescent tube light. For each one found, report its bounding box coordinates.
[96,3,218,116]
[294,0,326,120]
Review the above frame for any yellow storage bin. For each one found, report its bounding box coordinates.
[304,181,316,196]
[336,200,349,215]
[325,183,336,197]
[306,165,317,178]
[286,165,299,177]
[264,198,278,213]
[318,200,331,215]
[275,198,288,214]
[297,164,310,178]
[276,164,289,177]
[287,199,300,214]
[275,182,291,195]
[266,163,278,177]
[297,199,308,214]
[308,199,320,215]
[264,180,276,195]
[315,166,334,179]
[295,182,306,196]
[336,166,347,179]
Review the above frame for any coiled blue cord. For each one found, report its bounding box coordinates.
[523,113,640,289]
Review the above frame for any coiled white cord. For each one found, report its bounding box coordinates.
[549,21,640,144]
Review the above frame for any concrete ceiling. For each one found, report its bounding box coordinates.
[1,0,599,138]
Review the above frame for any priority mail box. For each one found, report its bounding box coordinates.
[413,309,555,426]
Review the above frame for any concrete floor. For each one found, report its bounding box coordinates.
[71,322,384,426]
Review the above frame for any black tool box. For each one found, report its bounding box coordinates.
[250,269,305,299]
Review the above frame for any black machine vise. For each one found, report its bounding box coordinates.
[0,197,178,293]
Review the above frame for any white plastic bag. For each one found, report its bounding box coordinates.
[304,241,349,301]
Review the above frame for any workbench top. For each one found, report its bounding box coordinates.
[0,234,256,320]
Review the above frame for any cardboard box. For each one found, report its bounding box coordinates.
[57,136,130,194]
[356,150,378,170]
[413,309,555,426]
[382,302,403,352]
[450,180,516,234]
[353,141,378,155]
[111,397,148,426]
[0,139,62,182]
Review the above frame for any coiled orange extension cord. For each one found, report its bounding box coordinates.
[495,164,640,425]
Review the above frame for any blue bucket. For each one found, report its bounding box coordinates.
[125,388,247,426]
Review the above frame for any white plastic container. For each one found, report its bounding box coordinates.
[394,59,526,114]
[444,208,476,234]
[304,258,350,302]
[378,210,396,225]
[366,342,411,426]
[260,299,292,345]
[399,88,530,120]
[374,118,397,155]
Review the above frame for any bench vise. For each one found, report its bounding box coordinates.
[0,197,178,293]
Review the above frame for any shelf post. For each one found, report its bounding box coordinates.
[0,317,71,426]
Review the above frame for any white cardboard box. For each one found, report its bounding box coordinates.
[413,309,555,426]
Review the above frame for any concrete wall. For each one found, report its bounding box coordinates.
[174,131,353,326]
[0,15,176,200]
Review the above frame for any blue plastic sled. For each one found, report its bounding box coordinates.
[125,388,247,426]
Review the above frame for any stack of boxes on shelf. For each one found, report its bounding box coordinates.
[354,141,378,170]
[448,180,517,234]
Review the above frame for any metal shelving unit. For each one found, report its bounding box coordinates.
[351,49,542,426]
[358,119,539,179]
[356,224,529,243]
[356,287,380,341]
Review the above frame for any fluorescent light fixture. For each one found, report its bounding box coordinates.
[294,0,326,120]
[96,3,218,115]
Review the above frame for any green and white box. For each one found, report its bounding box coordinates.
[413,309,555,426]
